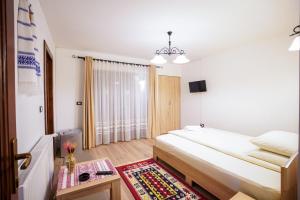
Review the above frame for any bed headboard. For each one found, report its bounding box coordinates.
[281,152,298,200]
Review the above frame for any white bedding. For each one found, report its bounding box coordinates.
[155,132,281,200]
[169,128,281,172]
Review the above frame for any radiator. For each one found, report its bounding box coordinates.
[18,135,55,200]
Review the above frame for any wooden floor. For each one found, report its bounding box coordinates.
[53,139,154,200]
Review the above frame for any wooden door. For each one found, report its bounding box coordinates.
[158,76,181,134]
[43,41,54,135]
[0,0,18,199]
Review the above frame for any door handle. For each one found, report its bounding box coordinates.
[10,138,32,193]
[15,152,32,170]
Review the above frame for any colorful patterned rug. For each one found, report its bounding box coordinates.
[116,159,207,200]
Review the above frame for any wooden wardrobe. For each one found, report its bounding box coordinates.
[157,75,181,135]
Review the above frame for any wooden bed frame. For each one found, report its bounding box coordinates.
[153,145,298,200]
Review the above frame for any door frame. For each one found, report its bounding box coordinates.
[43,40,54,135]
[0,0,18,199]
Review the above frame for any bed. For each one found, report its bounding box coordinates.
[153,128,298,200]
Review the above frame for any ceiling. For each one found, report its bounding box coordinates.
[39,0,299,62]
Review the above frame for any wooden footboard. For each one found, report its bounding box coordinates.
[153,146,235,200]
[154,146,299,200]
[281,152,298,200]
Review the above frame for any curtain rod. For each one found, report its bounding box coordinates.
[72,55,162,68]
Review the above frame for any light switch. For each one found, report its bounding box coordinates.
[39,106,43,113]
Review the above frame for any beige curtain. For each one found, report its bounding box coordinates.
[83,57,96,149]
[147,65,158,138]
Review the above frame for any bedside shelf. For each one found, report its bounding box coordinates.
[230,192,255,200]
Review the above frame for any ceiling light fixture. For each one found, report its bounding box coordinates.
[289,25,300,51]
[150,55,167,64]
[151,31,190,64]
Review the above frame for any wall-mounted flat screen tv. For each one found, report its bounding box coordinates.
[189,80,207,93]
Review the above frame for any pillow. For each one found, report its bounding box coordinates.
[183,126,203,132]
[251,131,298,157]
[248,149,289,167]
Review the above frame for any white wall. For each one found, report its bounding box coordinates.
[181,35,299,136]
[14,0,56,153]
[55,48,182,131]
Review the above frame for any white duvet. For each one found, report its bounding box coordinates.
[168,128,281,172]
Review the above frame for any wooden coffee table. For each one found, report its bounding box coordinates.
[56,158,120,200]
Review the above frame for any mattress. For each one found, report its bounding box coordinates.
[155,134,281,200]
[169,129,281,172]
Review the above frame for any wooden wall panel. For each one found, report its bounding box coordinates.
[158,76,181,135]
[173,76,181,130]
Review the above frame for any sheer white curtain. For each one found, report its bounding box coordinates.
[93,61,148,145]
